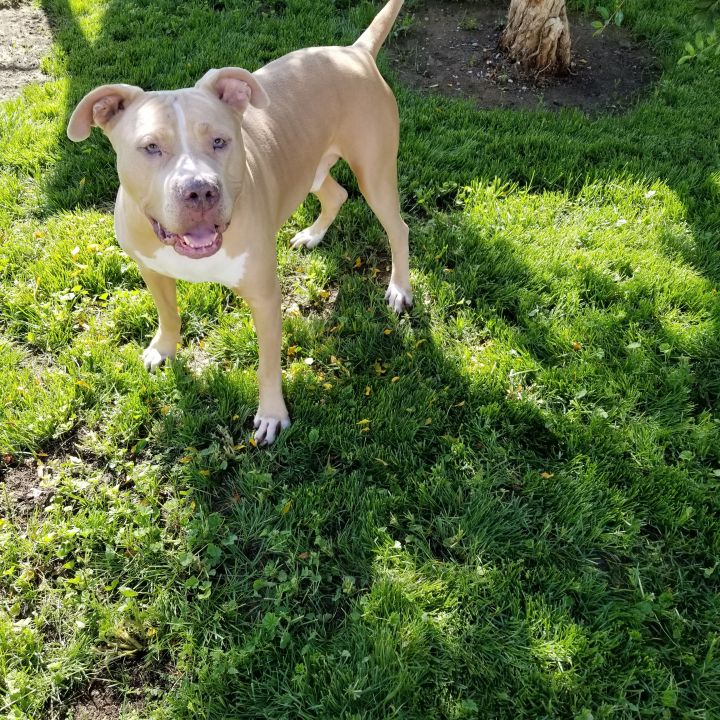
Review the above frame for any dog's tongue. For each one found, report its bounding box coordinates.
[181,226,219,248]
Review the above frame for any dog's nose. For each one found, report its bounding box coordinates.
[180,178,220,212]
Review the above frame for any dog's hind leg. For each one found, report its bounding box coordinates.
[350,154,413,313]
[290,173,348,250]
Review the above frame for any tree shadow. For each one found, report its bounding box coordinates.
[131,199,716,714]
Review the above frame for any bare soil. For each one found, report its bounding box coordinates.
[70,685,136,720]
[0,458,55,523]
[0,0,52,102]
[388,0,657,113]
[66,661,169,720]
[0,428,106,528]
[0,0,655,113]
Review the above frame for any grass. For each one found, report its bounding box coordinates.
[1,0,719,717]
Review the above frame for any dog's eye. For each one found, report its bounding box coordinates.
[212,137,227,150]
[144,143,161,156]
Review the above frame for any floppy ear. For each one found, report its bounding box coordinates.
[195,67,270,113]
[67,84,144,142]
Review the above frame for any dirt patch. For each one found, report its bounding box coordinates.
[0,458,54,523]
[0,0,53,103]
[388,0,657,113]
[66,661,170,720]
[69,685,135,720]
[0,429,110,527]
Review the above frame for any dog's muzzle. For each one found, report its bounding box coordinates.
[150,219,225,258]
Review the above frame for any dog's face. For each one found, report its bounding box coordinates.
[67,69,269,259]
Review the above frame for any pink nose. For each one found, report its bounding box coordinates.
[180,179,220,212]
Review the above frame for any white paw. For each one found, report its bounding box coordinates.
[142,345,176,371]
[253,413,291,446]
[385,282,413,313]
[290,227,325,249]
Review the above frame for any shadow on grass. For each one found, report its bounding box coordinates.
[121,208,717,715]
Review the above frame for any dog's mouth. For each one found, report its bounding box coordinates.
[150,219,224,259]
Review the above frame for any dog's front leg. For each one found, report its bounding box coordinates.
[242,281,291,445]
[138,266,181,370]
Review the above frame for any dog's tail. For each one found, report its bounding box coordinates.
[353,0,404,59]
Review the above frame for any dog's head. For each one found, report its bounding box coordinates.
[67,69,269,258]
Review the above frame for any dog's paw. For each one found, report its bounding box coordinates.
[385,282,413,314]
[142,345,176,371]
[290,227,325,250]
[253,413,291,446]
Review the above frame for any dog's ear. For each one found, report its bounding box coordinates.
[196,68,270,113]
[67,84,144,142]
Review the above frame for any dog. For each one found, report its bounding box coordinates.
[67,0,412,445]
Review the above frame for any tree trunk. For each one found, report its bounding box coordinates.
[499,0,571,75]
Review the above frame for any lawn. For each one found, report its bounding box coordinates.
[1,0,719,717]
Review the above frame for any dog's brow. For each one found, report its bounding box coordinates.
[172,100,192,155]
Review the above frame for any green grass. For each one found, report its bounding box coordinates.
[1,0,719,717]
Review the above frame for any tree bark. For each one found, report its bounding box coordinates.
[499,0,571,75]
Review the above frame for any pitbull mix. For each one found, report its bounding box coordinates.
[67,0,412,445]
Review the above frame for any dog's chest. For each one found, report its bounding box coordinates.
[135,246,248,287]
[137,247,247,288]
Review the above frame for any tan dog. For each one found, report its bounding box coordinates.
[67,0,412,445]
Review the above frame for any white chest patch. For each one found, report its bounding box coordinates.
[136,246,248,287]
